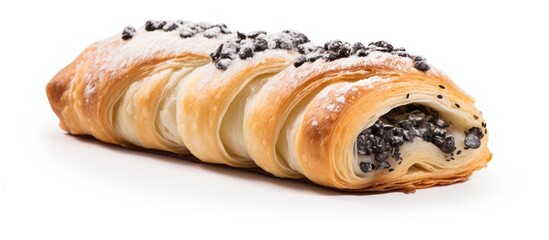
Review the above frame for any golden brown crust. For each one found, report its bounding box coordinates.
[47,61,76,131]
[177,51,299,167]
[46,28,491,192]
[293,58,489,190]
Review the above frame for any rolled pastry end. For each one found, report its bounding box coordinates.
[297,73,491,191]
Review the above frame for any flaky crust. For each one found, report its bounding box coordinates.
[245,54,491,190]
[47,27,233,150]
[47,27,491,192]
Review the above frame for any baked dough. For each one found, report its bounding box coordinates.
[46,20,492,192]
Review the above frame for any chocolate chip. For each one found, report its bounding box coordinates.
[197,22,213,29]
[432,134,444,147]
[390,136,405,147]
[145,20,166,31]
[273,37,291,50]
[121,26,136,40]
[145,20,155,31]
[414,56,426,62]
[214,59,231,70]
[403,130,415,141]
[437,95,443,99]
[326,52,338,62]
[282,30,309,45]
[415,61,431,71]
[434,117,449,128]
[377,161,391,169]
[220,42,239,59]
[368,40,394,52]
[456,150,462,155]
[371,120,384,135]
[338,44,351,58]
[397,119,414,130]
[253,38,268,52]
[440,136,456,153]
[464,133,481,149]
[375,151,390,162]
[351,42,365,54]
[210,44,223,61]
[297,43,317,54]
[357,134,367,148]
[219,25,232,34]
[324,40,343,51]
[179,30,194,38]
[203,27,221,38]
[238,47,253,60]
[355,49,369,57]
[396,52,410,57]
[294,55,306,67]
[468,127,485,139]
[247,30,267,39]
[360,162,375,173]
[417,122,435,141]
[163,23,178,32]
[455,103,461,108]
[439,85,446,89]
[237,31,247,40]
[433,127,446,137]
[306,52,323,62]
[407,111,425,127]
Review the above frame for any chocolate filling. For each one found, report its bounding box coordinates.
[356,104,484,173]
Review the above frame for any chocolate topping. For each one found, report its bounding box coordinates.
[295,39,431,72]
[145,20,166,31]
[121,26,136,40]
[120,20,434,73]
[210,30,311,70]
[122,20,232,40]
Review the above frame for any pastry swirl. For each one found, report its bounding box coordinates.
[46,20,492,192]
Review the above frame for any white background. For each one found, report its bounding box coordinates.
[1,0,547,239]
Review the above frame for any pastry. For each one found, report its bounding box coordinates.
[46,20,492,192]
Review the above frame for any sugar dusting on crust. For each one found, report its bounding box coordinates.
[84,82,96,103]
[316,75,389,114]
[196,49,297,89]
[81,26,235,99]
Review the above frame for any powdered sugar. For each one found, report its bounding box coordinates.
[326,104,336,112]
[355,75,388,87]
[335,96,346,103]
[84,82,95,102]
[81,25,234,100]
